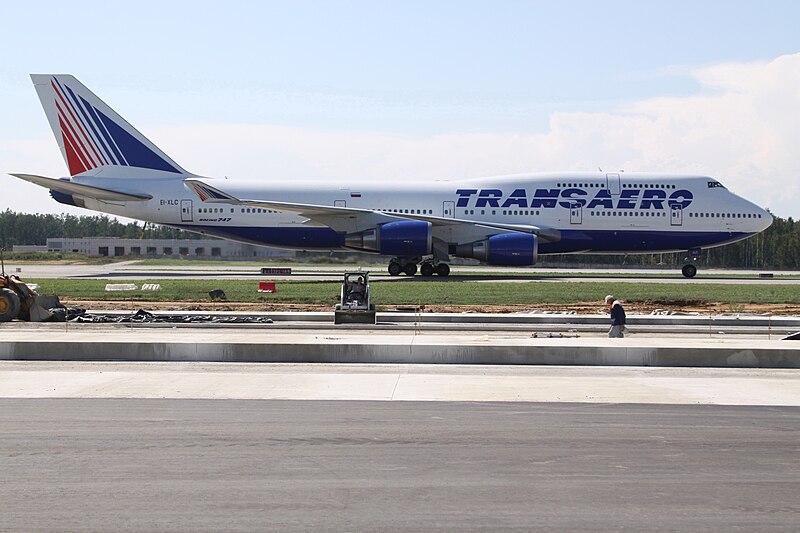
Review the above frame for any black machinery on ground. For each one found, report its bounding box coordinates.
[334,271,376,325]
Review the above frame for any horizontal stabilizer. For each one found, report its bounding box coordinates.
[9,173,152,202]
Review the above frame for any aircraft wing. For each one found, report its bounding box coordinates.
[186,179,380,217]
[184,179,561,243]
[10,173,153,201]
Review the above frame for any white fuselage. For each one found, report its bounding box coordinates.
[64,171,771,255]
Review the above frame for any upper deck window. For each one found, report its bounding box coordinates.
[707,181,726,189]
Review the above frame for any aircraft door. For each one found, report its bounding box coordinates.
[670,205,683,226]
[570,203,582,224]
[606,173,621,196]
[443,201,455,218]
[334,200,346,207]
[180,199,193,222]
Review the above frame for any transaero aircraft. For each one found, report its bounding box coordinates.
[11,74,773,278]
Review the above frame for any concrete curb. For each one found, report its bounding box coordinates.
[2,335,798,368]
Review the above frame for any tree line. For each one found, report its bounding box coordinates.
[1,209,799,269]
[0,210,204,248]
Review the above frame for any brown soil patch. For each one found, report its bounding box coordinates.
[63,299,800,316]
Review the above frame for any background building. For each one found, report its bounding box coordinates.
[23,238,295,260]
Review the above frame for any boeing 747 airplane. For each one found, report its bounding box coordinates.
[10,74,772,277]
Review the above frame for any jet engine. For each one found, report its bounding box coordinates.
[454,233,538,266]
[345,220,432,256]
[50,189,80,207]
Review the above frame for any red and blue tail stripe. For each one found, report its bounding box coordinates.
[55,78,120,166]
[52,79,101,174]
[49,75,181,176]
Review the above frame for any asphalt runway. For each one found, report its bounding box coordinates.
[2,399,798,532]
[8,260,800,283]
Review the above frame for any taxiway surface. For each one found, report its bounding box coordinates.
[8,260,800,284]
[2,397,798,531]
[2,361,799,531]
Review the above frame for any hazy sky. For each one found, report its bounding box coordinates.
[2,0,799,218]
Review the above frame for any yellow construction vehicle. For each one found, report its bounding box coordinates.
[0,249,62,322]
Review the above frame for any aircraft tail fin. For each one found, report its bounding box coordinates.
[30,74,188,177]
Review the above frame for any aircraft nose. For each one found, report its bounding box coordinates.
[762,209,774,230]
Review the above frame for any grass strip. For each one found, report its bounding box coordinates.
[28,278,800,306]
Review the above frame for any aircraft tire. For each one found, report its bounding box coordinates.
[0,288,21,322]
[420,263,435,277]
[435,263,451,277]
[403,263,418,276]
[681,264,697,278]
[388,262,402,276]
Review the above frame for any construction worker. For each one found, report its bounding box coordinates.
[604,295,626,338]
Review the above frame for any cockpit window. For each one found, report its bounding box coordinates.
[707,181,726,189]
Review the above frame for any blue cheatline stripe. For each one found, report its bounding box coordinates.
[60,81,112,166]
[537,230,753,254]
[172,225,753,256]
[79,94,127,166]
[174,224,346,249]
[95,107,180,173]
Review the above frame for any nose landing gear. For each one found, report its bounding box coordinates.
[681,248,701,278]
[681,263,697,278]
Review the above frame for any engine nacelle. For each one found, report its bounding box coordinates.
[50,189,79,207]
[454,233,538,266]
[345,220,432,256]
[50,178,84,207]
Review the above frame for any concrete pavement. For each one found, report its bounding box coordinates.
[1,399,798,532]
[2,361,798,531]
[1,361,799,405]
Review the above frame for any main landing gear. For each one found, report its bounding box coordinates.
[388,258,450,277]
[388,261,417,276]
[421,261,450,277]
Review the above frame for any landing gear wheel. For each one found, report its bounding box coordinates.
[435,263,451,277]
[388,262,402,276]
[420,263,435,277]
[403,263,418,276]
[681,264,697,278]
[0,288,21,322]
